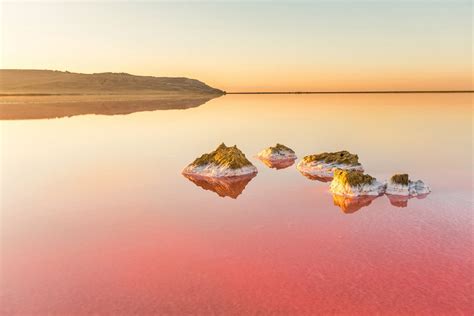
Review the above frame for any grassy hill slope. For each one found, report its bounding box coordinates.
[0,70,225,95]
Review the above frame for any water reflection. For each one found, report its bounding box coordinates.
[258,158,296,170]
[0,94,220,120]
[300,172,332,183]
[386,193,429,208]
[332,194,379,213]
[1,93,470,314]
[183,173,257,199]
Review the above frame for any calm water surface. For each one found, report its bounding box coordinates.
[1,94,472,314]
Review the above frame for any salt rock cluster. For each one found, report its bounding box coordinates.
[296,150,431,200]
[329,170,431,199]
[297,150,363,178]
[182,143,257,178]
[183,143,431,204]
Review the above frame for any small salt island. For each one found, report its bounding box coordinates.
[257,144,297,169]
[297,150,363,178]
[385,174,431,196]
[182,143,257,178]
[330,169,385,197]
[257,144,296,161]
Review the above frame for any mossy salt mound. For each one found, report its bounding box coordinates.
[334,169,375,187]
[330,169,385,197]
[183,143,257,178]
[257,143,296,162]
[192,143,253,169]
[386,173,430,196]
[268,143,295,155]
[302,150,360,165]
[297,150,363,178]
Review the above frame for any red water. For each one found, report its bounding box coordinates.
[1,94,472,314]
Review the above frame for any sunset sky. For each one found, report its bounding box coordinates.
[1,1,472,92]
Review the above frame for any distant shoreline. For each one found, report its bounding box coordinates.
[0,93,83,96]
[226,90,473,95]
[1,90,472,97]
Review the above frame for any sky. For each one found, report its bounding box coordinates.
[1,0,472,92]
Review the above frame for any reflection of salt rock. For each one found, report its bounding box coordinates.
[301,173,332,182]
[332,194,379,213]
[257,144,296,162]
[183,173,256,199]
[183,143,257,177]
[297,150,363,178]
[385,174,431,196]
[386,193,430,208]
[259,158,295,170]
[386,194,409,208]
[330,169,386,197]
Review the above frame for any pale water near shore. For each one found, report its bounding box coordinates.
[1,94,472,314]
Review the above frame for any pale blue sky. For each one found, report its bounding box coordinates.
[1,0,472,91]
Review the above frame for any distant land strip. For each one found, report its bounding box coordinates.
[226,90,473,94]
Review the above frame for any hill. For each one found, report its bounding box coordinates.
[0,69,224,95]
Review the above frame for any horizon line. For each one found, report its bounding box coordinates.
[226,90,473,95]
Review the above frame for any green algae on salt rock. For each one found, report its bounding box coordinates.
[333,169,375,187]
[268,143,295,155]
[303,150,360,165]
[330,169,385,197]
[297,150,364,178]
[390,174,409,186]
[183,143,257,178]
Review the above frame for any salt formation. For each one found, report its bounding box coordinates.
[330,169,385,197]
[385,174,431,196]
[182,143,257,177]
[297,150,363,178]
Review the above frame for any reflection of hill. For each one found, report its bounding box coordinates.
[258,158,295,170]
[0,69,224,120]
[0,94,220,120]
[332,194,379,213]
[183,173,257,199]
[386,193,429,208]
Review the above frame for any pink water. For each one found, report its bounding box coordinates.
[1,94,472,314]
